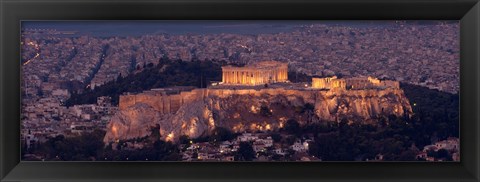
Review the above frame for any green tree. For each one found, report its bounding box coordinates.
[235,142,256,161]
[179,135,190,145]
[210,127,234,142]
[260,105,272,117]
[301,103,315,113]
[284,118,301,135]
[436,149,453,161]
[270,133,282,142]
[398,150,417,161]
[149,124,161,141]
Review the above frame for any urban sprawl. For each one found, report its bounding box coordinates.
[21,22,459,161]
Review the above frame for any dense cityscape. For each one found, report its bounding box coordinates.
[21,21,459,162]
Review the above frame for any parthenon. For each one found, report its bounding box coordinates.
[221,61,288,85]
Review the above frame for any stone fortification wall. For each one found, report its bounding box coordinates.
[312,76,400,90]
[119,86,410,120]
[107,86,412,144]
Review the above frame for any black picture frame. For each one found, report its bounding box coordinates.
[1,0,479,181]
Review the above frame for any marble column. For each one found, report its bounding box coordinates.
[227,71,232,83]
[226,71,230,83]
[222,71,225,83]
[224,71,227,83]
[242,71,246,84]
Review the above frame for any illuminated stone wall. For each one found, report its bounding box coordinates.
[108,86,413,143]
[312,76,346,90]
[221,61,288,85]
[379,80,400,88]
[346,77,376,89]
[346,77,400,89]
[312,76,399,90]
[108,85,412,143]
[119,88,209,114]
[119,85,406,121]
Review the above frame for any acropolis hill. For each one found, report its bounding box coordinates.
[104,61,412,144]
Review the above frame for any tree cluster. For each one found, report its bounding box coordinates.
[66,57,225,106]
[304,83,459,161]
[26,125,182,161]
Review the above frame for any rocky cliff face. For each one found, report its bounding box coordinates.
[103,103,162,143]
[104,88,412,144]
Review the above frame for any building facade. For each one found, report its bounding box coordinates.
[312,76,400,90]
[221,61,288,85]
[311,76,346,90]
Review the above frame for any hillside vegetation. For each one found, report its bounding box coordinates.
[66,58,225,106]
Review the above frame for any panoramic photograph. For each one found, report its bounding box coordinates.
[21,20,459,162]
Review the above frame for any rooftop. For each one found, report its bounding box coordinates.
[222,60,287,70]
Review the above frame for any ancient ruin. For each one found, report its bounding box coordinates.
[221,61,288,85]
[105,61,411,143]
[311,76,400,90]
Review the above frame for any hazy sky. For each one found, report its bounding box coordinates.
[22,20,458,37]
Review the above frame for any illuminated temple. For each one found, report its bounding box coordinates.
[312,76,400,90]
[221,61,288,85]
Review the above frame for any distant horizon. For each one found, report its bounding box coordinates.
[22,20,458,37]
